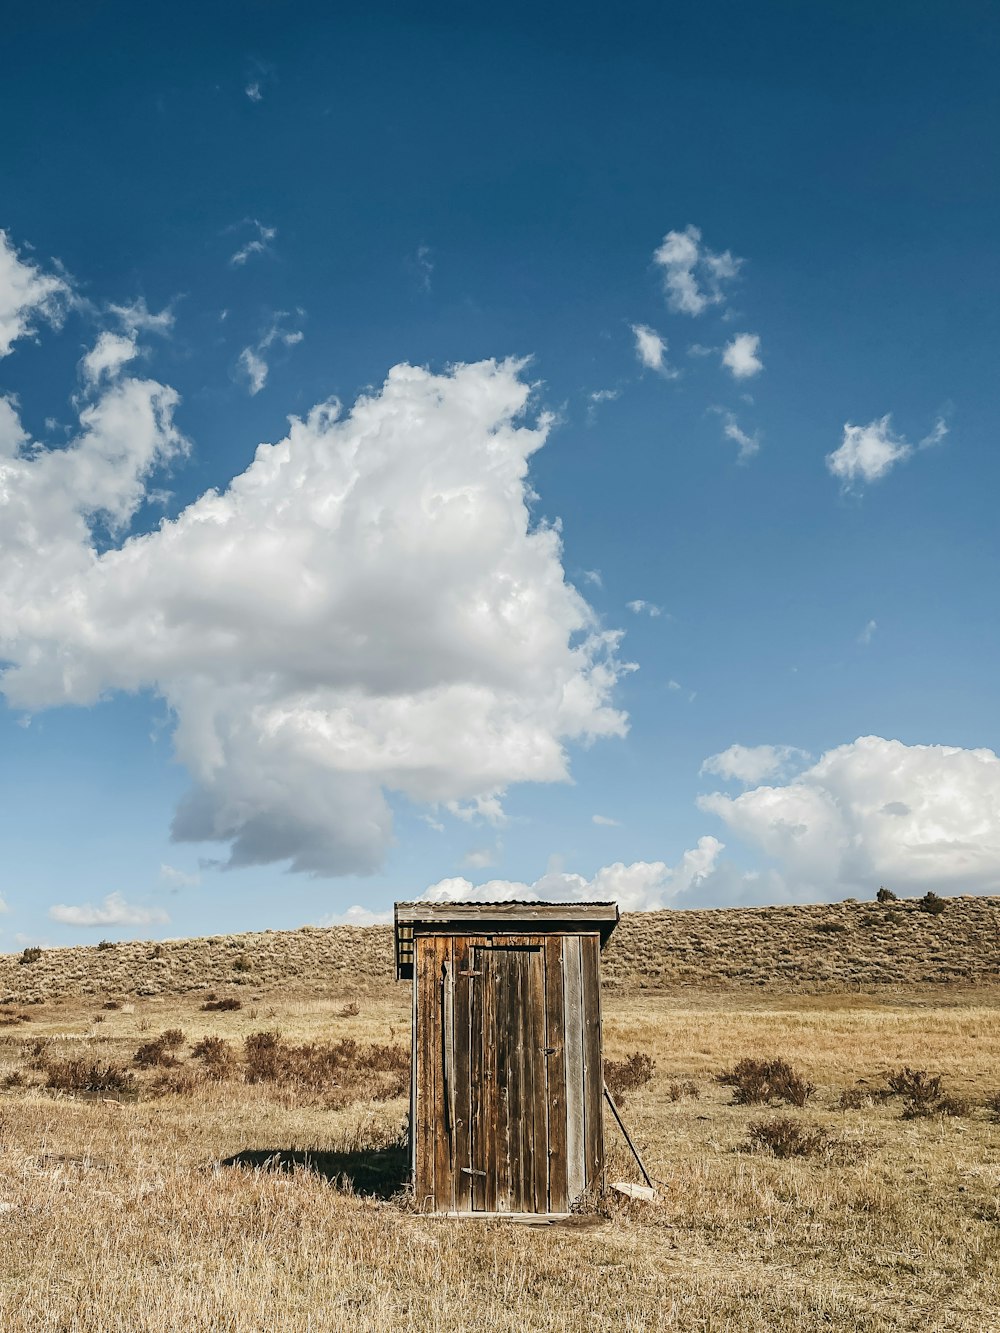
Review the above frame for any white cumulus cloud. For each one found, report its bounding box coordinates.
[826,414,948,490]
[699,736,1000,896]
[721,333,763,379]
[0,357,628,878]
[81,331,140,387]
[48,892,169,927]
[701,743,809,786]
[423,837,724,912]
[0,230,71,358]
[652,225,741,317]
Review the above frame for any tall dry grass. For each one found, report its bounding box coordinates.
[0,981,998,1330]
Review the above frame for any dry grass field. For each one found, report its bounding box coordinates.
[1,895,999,1331]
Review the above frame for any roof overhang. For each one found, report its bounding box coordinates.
[393,900,619,979]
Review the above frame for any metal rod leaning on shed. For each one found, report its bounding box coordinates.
[603,1083,654,1189]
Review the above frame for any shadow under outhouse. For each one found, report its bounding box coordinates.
[394,900,619,1218]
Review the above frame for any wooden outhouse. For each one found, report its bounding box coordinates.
[394,900,619,1216]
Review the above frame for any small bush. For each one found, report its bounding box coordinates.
[134,1030,184,1069]
[232,953,252,973]
[338,1002,361,1019]
[886,1066,942,1104]
[718,1057,815,1107]
[667,1079,700,1102]
[201,997,242,1012]
[45,1059,137,1097]
[876,886,898,903]
[884,1066,968,1119]
[815,921,848,934]
[18,947,42,966]
[242,1030,409,1099]
[102,1000,122,1011]
[96,939,116,951]
[748,1116,827,1159]
[838,1087,874,1110]
[191,1036,238,1079]
[149,944,165,958]
[0,1008,31,1026]
[604,1052,655,1104]
[919,891,947,916]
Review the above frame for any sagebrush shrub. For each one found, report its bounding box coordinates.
[201,996,242,1012]
[718,1057,815,1107]
[18,947,42,966]
[604,1052,655,1104]
[884,1066,968,1119]
[191,1036,238,1079]
[748,1116,827,1159]
[919,891,947,916]
[242,1030,409,1098]
[45,1059,137,1096]
[134,1030,185,1069]
[876,886,898,903]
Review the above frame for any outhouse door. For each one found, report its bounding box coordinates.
[413,930,604,1214]
[460,942,549,1214]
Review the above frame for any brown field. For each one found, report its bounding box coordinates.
[2,895,999,1331]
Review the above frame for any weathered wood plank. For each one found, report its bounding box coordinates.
[482,943,498,1214]
[433,936,454,1213]
[452,934,473,1215]
[505,944,524,1212]
[580,932,603,1190]
[526,940,548,1213]
[470,940,487,1211]
[543,934,567,1213]
[562,933,585,1205]
[409,949,418,1186]
[414,937,437,1209]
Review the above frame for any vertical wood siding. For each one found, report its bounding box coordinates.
[412,930,604,1213]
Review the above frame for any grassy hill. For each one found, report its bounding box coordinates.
[3,892,999,1004]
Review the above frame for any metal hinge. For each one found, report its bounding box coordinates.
[460,1167,487,1177]
[458,970,483,977]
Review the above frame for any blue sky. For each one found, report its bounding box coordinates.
[2,2,1000,943]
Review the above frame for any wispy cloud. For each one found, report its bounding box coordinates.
[653,225,742,316]
[108,296,175,335]
[592,814,620,827]
[630,323,676,376]
[160,863,201,889]
[700,743,809,786]
[245,81,263,103]
[236,311,305,395]
[0,229,73,358]
[714,408,760,461]
[626,599,662,617]
[858,619,878,645]
[229,220,277,268]
[48,892,169,928]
